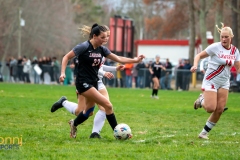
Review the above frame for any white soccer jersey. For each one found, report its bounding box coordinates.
[98,57,116,83]
[98,57,106,82]
[204,42,240,86]
[200,57,209,71]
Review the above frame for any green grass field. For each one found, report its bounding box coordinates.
[0,83,240,160]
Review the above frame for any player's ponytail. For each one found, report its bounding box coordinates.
[215,22,234,38]
[79,25,91,38]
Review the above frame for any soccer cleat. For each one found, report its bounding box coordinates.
[198,132,209,140]
[223,107,228,112]
[51,96,67,112]
[89,132,101,138]
[194,94,203,110]
[128,134,133,139]
[69,119,77,138]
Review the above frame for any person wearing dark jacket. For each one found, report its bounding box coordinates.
[175,59,184,91]
[136,61,146,88]
[182,59,192,91]
[165,58,173,90]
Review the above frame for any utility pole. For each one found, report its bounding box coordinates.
[18,8,22,58]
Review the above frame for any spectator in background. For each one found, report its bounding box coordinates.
[175,58,184,91]
[10,57,18,82]
[230,66,237,81]
[64,60,73,85]
[132,63,138,88]
[165,58,173,90]
[6,57,12,82]
[146,60,153,88]
[236,70,240,91]
[136,61,146,88]
[52,57,60,84]
[47,57,54,83]
[182,59,192,91]
[32,56,40,84]
[17,56,24,82]
[39,56,48,83]
[70,56,78,83]
[38,58,44,83]
[22,56,31,83]
[124,63,133,88]
[116,63,123,88]
[9,57,18,82]
[160,65,167,90]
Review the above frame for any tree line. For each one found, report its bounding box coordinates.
[0,0,239,67]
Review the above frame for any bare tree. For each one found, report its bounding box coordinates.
[188,0,196,64]
[197,0,214,50]
[0,0,79,61]
[225,0,240,47]
[0,0,21,67]
[230,0,238,46]
[214,0,224,42]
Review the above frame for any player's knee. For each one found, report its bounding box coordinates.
[103,101,113,113]
[204,104,216,113]
[215,107,224,114]
[205,106,216,113]
[206,108,215,113]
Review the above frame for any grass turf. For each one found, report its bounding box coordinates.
[0,83,240,160]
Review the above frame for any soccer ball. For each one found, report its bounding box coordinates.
[114,123,132,140]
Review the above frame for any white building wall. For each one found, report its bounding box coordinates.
[138,45,189,65]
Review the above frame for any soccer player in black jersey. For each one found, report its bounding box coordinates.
[149,55,166,99]
[59,23,145,138]
[51,25,124,139]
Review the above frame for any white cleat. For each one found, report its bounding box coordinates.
[198,132,209,140]
[154,96,159,99]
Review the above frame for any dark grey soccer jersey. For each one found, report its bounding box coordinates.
[73,40,111,83]
[151,62,163,78]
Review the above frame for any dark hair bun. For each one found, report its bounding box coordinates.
[91,23,98,30]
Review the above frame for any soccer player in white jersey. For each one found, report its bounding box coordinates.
[190,23,240,139]
[199,57,228,112]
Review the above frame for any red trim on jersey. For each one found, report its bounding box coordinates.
[222,45,231,50]
[206,65,225,80]
[230,46,236,55]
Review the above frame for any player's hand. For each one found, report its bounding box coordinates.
[69,64,75,69]
[116,65,125,71]
[59,73,66,82]
[200,70,205,74]
[190,66,197,72]
[104,72,114,79]
[135,55,145,63]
